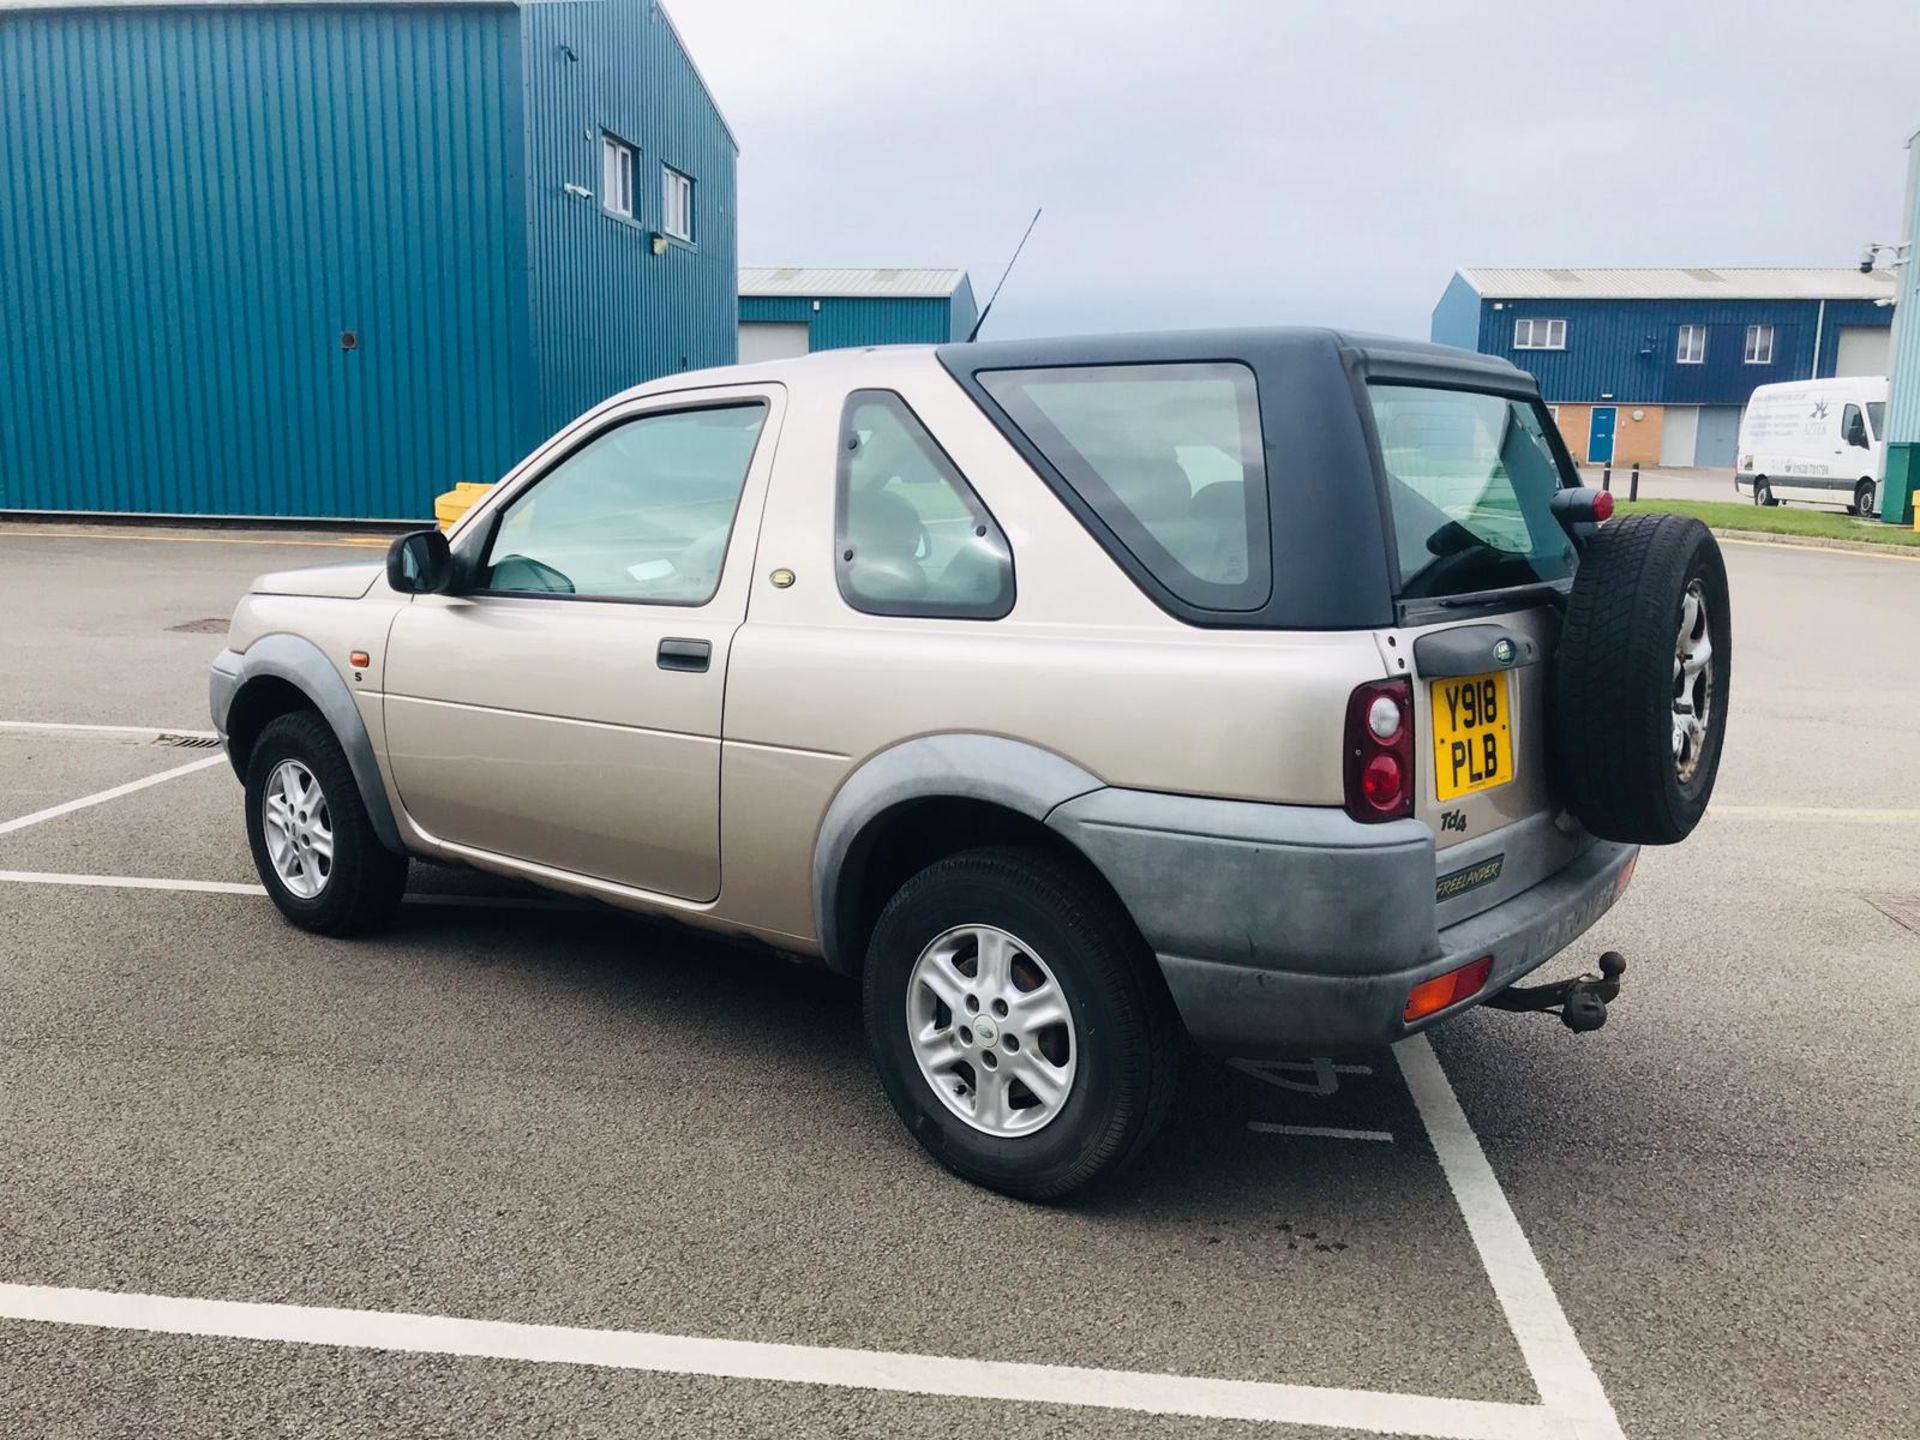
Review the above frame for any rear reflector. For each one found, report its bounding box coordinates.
[1615,850,1638,898]
[1404,955,1494,1022]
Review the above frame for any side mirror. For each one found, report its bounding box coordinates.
[1846,414,1870,448]
[386,527,454,594]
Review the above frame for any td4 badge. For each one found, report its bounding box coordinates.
[1440,808,1468,834]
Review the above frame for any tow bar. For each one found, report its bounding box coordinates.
[1483,952,1626,1032]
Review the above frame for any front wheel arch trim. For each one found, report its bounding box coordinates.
[218,634,405,855]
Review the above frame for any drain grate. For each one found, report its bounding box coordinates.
[155,733,222,749]
[1866,896,1920,936]
[167,618,229,634]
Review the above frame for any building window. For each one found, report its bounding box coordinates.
[601,134,634,218]
[1676,324,1706,365]
[1513,317,1565,350]
[1744,324,1774,365]
[662,165,693,242]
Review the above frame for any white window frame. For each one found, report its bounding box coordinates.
[601,134,635,218]
[1744,324,1774,365]
[1513,317,1566,350]
[1675,324,1706,365]
[662,165,693,242]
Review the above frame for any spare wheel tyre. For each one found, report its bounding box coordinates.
[1553,513,1730,845]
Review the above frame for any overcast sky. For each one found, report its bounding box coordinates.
[669,0,1917,342]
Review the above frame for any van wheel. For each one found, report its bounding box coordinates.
[862,845,1179,1202]
[1852,479,1877,518]
[1753,477,1776,507]
[1553,514,1731,845]
[244,711,408,936]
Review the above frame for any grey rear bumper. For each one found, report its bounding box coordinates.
[1047,788,1636,1055]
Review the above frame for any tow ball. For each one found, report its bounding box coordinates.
[1483,952,1626,1032]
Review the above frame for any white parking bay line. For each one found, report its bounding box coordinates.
[1249,1122,1395,1143]
[0,871,264,896]
[1396,1035,1627,1440]
[0,720,219,740]
[0,870,591,912]
[0,1283,1564,1440]
[0,755,226,837]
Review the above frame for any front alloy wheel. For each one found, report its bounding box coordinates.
[261,758,334,899]
[244,710,408,936]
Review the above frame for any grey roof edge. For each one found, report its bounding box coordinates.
[739,266,971,299]
[1451,265,1899,301]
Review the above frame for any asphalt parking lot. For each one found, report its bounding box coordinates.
[1,523,1915,1439]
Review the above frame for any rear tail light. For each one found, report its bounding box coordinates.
[1344,678,1414,822]
[1404,956,1493,1022]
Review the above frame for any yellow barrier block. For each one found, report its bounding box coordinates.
[434,481,494,532]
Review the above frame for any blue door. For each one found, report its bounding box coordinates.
[1587,406,1617,464]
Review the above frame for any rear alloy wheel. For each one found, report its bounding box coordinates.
[906,924,1078,1138]
[1853,479,1877,518]
[245,710,408,936]
[863,845,1179,1201]
[1753,477,1776,507]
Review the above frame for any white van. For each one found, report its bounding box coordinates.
[1735,376,1887,515]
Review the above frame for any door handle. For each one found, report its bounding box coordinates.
[657,637,712,673]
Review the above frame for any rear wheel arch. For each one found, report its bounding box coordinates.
[813,736,1120,976]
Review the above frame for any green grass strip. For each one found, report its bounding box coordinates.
[1612,497,1920,549]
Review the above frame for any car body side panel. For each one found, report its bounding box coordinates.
[713,352,1394,950]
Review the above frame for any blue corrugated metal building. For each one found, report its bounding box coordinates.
[1431,267,1896,468]
[737,267,977,362]
[0,0,737,520]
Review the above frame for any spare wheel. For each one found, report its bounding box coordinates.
[1552,513,1731,845]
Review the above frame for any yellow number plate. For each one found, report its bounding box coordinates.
[1431,671,1514,801]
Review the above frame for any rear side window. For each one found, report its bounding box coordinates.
[836,390,1014,619]
[977,363,1270,611]
[1367,384,1574,601]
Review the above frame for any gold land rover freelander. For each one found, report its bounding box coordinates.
[211,329,1730,1200]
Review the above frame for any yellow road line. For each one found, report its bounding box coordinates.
[0,525,392,549]
[1716,535,1920,563]
[1714,805,1920,823]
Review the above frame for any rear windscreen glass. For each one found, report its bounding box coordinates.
[1368,384,1575,601]
[977,363,1270,610]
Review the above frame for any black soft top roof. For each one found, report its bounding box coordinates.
[936,327,1552,630]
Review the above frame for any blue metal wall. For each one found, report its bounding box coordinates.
[1465,297,1891,407]
[0,4,524,518]
[739,286,977,351]
[519,0,738,447]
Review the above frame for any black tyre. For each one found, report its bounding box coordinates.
[1753,476,1777,507]
[862,845,1180,1202]
[1554,513,1731,845]
[1853,479,1877,518]
[244,710,408,935]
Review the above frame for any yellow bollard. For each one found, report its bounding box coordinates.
[434,482,494,532]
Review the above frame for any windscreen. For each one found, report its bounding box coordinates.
[1368,384,1575,601]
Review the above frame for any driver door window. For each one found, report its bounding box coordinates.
[480,403,769,604]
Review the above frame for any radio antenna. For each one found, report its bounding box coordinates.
[967,207,1042,342]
